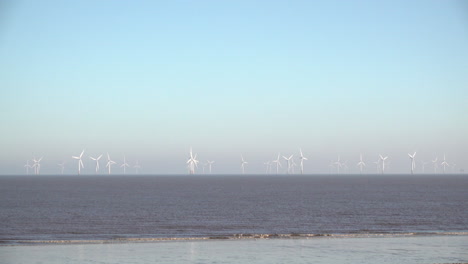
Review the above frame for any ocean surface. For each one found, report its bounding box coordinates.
[1,174,467,244]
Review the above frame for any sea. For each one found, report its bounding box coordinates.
[1,174,468,263]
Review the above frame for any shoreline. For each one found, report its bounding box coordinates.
[1,234,467,264]
[3,231,468,246]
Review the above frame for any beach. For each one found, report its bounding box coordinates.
[2,235,468,264]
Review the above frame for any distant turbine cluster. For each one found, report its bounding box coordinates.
[23,149,459,175]
[24,150,142,175]
[185,148,458,175]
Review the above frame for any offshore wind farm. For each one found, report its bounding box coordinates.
[18,148,465,175]
[1,1,468,263]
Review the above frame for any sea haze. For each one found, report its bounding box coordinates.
[1,175,467,244]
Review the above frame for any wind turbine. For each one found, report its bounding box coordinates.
[379,154,388,174]
[106,153,116,175]
[24,160,32,175]
[72,150,85,175]
[291,158,297,174]
[89,154,102,173]
[32,157,43,175]
[342,160,349,173]
[186,148,199,174]
[333,156,342,174]
[283,155,293,174]
[134,160,141,174]
[121,156,130,174]
[58,162,65,174]
[298,149,308,174]
[421,161,429,173]
[432,157,438,173]
[373,159,380,174]
[272,153,282,174]
[240,155,248,174]
[408,152,417,174]
[441,154,449,174]
[357,154,366,174]
[450,163,456,173]
[207,160,214,174]
[264,161,271,174]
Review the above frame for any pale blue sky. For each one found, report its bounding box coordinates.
[1,0,467,174]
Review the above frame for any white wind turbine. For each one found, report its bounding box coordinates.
[72,150,85,175]
[342,160,349,173]
[298,149,308,174]
[106,153,116,175]
[121,156,130,174]
[379,154,388,174]
[291,158,298,174]
[264,161,271,174]
[408,152,417,174]
[357,154,366,174]
[207,160,214,174]
[240,155,248,174]
[58,162,65,174]
[24,160,32,175]
[373,159,380,174]
[421,161,429,173]
[283,155,293,174]
[186,148,199,174]
[89,154,102,173]
[134,160,141,174]
[450,163,456,173]
[272,153,282,174]
[432,157,438,173]
[441,154,449,174]
[333,156,342,174]
[32,157,43,175]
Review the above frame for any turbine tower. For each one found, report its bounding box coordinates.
[264,161,271,174]
[89,154,102,173]
[106,153,116,175]
[408,152,416,174]
[72,150,85,175]
[207,160,214,174]
[421,161,429,173]
[379,154,388,174]
[373,159,380,174]
[134,160,141,174]
[240,155,248,174]
[441,154,449,174]
[298,149,308,174]
[357,154,366,174]
[283,155,293,174]
[341,160,349,173]
[24,160,32,175]
[58,162,65,174]
[121,156,130,174]
[432,157,438,173]
[272,153,282,174]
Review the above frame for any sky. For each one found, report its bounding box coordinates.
[0,0,467,174]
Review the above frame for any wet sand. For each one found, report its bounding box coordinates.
[1,235,467,264]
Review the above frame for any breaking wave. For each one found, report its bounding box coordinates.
[3,232,468,246]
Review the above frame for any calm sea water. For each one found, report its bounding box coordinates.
[1,174,467,244]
